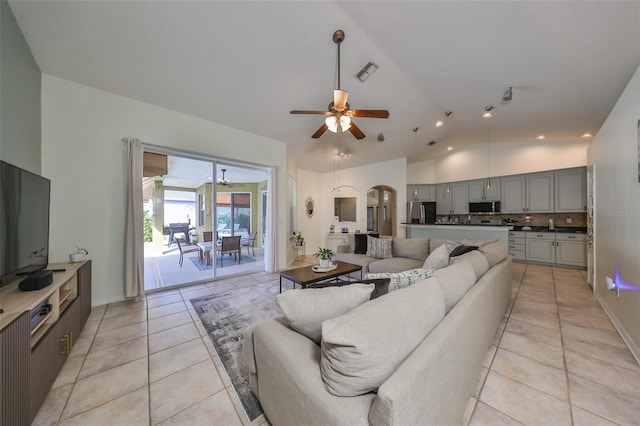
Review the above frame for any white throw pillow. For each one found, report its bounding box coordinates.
[276,284,374,344]
[320,278,446,396]
[365,268,432,292]
[423,243,449,271]
[366,236,393,259]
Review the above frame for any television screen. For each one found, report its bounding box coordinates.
[0,161,51,286]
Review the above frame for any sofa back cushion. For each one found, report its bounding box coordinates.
[320,278,445,397]
[432,260,477,313]
[450,250,490,281]
[366,235,393,259]
[479,240,509,267]
[429,238,449,254]
[423,243,449,271]
[276,284,375,344]
[391,237,429,261]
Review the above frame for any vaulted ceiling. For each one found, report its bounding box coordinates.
[9,1,640,173]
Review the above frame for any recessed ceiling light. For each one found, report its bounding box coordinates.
[447,146,453,151]
[536,135,546,140]
[435,120,444,128]
[581,133,593,138]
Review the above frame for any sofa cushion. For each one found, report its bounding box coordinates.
[423,243,449,271]
[479,240,509,267]
[332,252,379,273]
[367,257,425,274]
[364,268,433,292]
[366,236,392,259]
[429,238,448,254]
[450,250,490,280]
[432,259,477,313]
[308,278,391,300]
[320,278,445,396]
[391,237,429,261]
[462,238,497,248]
[276,284,375,344]
[449,244,478,258]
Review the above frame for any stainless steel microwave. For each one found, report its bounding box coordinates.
[469,201,501,214]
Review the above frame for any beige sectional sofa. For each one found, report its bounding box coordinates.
[334,236,431,273]
[242,240,512,425]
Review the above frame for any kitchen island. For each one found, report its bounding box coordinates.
[403,223,510,245]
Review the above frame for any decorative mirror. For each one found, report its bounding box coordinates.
[305,196,314,217]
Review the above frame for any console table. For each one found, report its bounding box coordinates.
[0,261,92,425]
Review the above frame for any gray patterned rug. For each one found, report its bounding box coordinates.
[190,282,282,421]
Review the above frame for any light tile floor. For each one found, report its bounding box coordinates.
[33,259,640,425]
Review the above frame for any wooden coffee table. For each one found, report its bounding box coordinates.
[279,261,363,293]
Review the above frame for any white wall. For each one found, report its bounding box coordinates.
[409,140,590,184]
[587,64,640,362]
[295,168,323,254]
[41,74,288,306]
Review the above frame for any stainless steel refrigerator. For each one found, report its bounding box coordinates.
[407,202,437,224]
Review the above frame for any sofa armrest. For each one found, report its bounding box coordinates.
[336,244,351,253]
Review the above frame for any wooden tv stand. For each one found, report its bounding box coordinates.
[0,260,91,425]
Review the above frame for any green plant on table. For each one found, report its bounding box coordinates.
[314,247,334,261]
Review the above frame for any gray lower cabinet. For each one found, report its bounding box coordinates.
[508,231,526,261]
[555,234,587,267]
[525,233,556,263]
[515,232,586,267]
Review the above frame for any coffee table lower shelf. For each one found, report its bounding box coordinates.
[279,261,363,293]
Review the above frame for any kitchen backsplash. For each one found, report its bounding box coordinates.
[444,213,587,227]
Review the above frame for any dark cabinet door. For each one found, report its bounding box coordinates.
[78,260,92,323]
[1,312,31,426]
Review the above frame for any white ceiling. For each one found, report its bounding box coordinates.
[9,1,640,173]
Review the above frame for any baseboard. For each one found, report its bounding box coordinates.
[594,292,640,366]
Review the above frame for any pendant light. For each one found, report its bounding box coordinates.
[444,111,453,193]
[413,127,419,200]
[484,106,493,189]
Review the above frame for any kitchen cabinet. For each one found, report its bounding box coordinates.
[508,231,526,261]
[436,182,469,214]
[555,233,587,267]
[501,173,553,213]
[468,178,501,202]
[407,184,435,202]
[525,232,556,263]
[554,168,587,212]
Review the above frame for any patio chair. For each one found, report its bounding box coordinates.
[176,238,200,267]
[241,231,257,256]
[217,236,241,267]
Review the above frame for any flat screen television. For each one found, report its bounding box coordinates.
[0,161,51,287]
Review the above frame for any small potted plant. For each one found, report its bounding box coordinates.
[314,247,334,268]
[329,224,335,233]
[291,231,303,246]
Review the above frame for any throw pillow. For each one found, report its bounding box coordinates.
[365,268,432,292]
[449,245,478,258]
[366,235,392,259]
[320,278,446,397]
[423,243,449,271]
[445,240,461,254]
[391,237,429,261]
[432,259,477,313]
[276,284,374,344]
[354,233,373,254]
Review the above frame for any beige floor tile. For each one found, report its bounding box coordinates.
[561,320,628,349]
[61,357,148,420]
[148,310,193,335]
[32,383,74,426]
[146,288,180,299]
[491,348,567,400]
[558,308,615,331]
[571,405,618,426]
[97,309,147,333]
[150,337,210,382]
[159,389,242,426]
[469,400,524,426]
[565,349,640,397]
[511,297,558,314]
[78,318,100,339]
[150,359,225,424]
[92,321,148,352]
[479,371,571,425]
[208,281,238,293]
[504,317,562,348]
[79,336,147,379]
[148,301,188,320]
[147,292,184,309]
[509,303,560,331]
[180,287,214,300]
[51,355,85,389]
[58,386,149,426]
[148,322,200,354]
[87,306,106,322]
[563,334,639,371]
[569,374,640,425]
[103,299,147,319]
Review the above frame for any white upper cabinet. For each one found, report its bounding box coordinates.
[554,167,587,212]
[468,178,501,202]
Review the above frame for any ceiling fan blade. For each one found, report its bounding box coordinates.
[290,110,332,115]
[333,90,349,111]
[312,123,329,139]
[348,109,390,119]
[348,121,366,140]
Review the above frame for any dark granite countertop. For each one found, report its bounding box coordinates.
[511,226,587,234]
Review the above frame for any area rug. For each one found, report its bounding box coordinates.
[188,254,256,271]
[190,282,282,421]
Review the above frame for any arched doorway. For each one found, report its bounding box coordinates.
[366,186,396,236]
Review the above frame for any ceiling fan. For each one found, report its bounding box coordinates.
[217,169,238,187]
[290,30,390,140]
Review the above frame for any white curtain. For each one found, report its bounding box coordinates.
[124,138,145,298]
[264,166,277,272]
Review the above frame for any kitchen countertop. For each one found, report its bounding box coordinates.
[510,226,587,234]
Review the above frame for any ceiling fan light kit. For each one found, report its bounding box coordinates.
[290,29,389,140]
